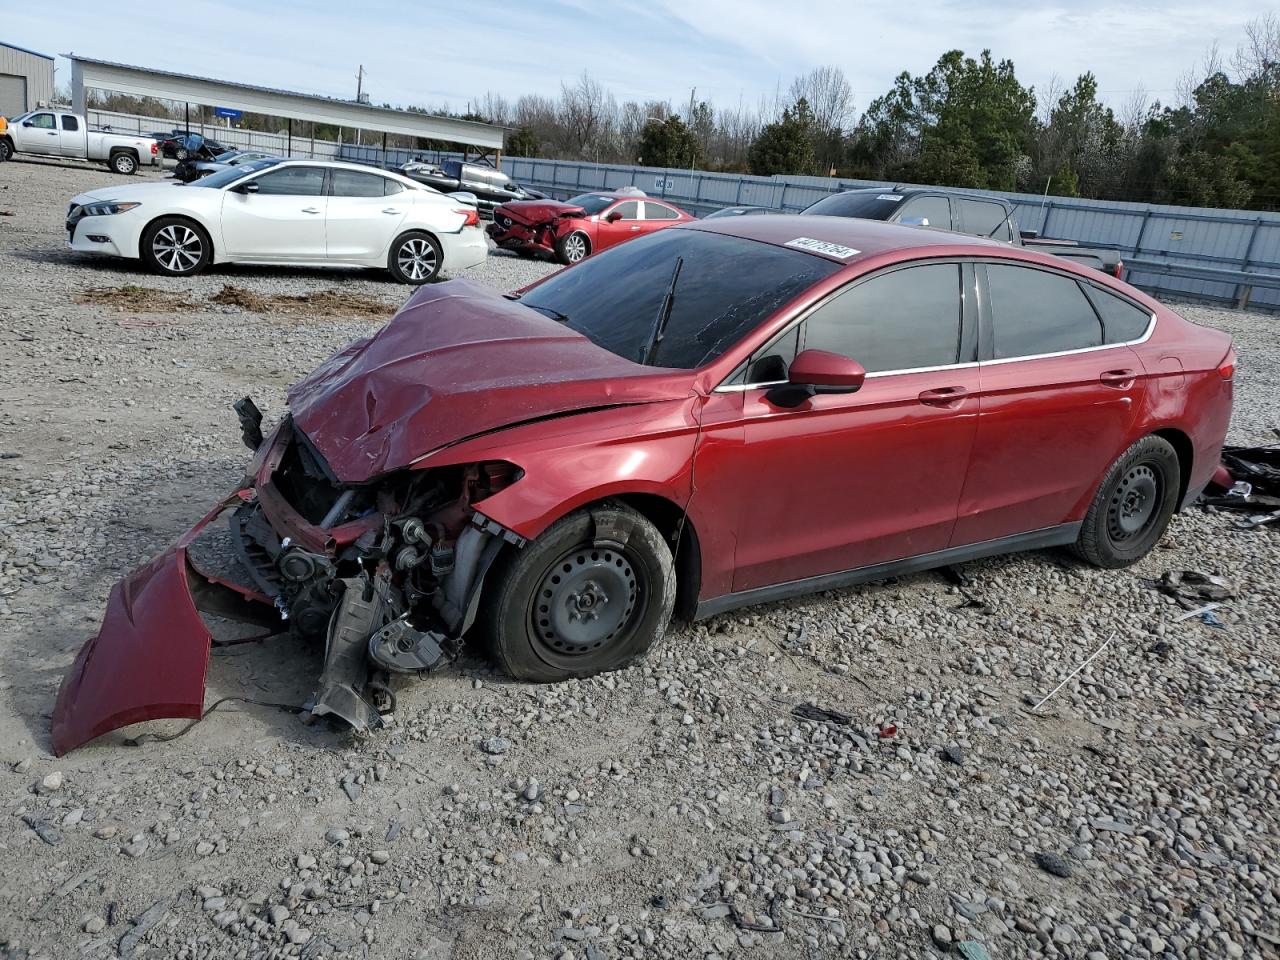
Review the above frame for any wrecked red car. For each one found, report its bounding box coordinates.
[487,190,694,264]
[52,216,1235,753]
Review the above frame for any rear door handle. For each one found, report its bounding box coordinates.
[301,207,321,214]
[382,208,403,215]
[918,386,968,406]
[1100,369,1136,388]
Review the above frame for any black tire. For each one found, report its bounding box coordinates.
[387,231,443,284]
[555,230,590,265]
[110,151,139,175]
[0,138,12,163]
[140,217,212,277]
[515,247,537,259]
[481,503,676,683]
[1072,435,1180,568]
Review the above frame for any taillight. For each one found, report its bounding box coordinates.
[1218,347,1236,380]
[1113,260,1124,280]
[150,142,158,155]
[454,207,479,227]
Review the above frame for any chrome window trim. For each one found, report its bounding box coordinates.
[713,313,1156,392]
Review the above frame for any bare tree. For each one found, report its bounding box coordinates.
[792,66,855,136]
[1232,12,1280,79]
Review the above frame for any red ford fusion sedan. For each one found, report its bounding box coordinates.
[52,215,1234,754]
[488,190,694,264]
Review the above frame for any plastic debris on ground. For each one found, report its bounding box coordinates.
[1203,439,1280,529]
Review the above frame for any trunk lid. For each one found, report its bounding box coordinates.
[288,279,692,483]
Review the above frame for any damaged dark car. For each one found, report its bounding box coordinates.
[52,216,1234,753]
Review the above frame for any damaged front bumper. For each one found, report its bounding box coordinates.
[51,492,279,756]
[52,413,523,754]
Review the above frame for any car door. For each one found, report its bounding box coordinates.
[325,169,407,262]
[594,200,642,251]
[58,114,83,157]
[17,111,59,155]
[219,165,328,261]
[951,261,1148,547]
[714,261,981,592]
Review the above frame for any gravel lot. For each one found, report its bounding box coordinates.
[1,157,1278,960]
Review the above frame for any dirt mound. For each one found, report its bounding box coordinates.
[75,284,196,312]
[210,285,397,320]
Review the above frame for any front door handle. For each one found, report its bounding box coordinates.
[301,207,322,214]
[382,207,403,215]
[1100,369,1136,388]
[918,386,968,407]
[630,225,641,231]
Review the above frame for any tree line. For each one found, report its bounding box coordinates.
[81,13,1280,211]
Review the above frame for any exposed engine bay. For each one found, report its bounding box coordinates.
[231,397,526,732]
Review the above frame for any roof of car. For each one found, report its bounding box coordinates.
[688,213,1005,262]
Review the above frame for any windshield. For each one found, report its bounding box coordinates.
[192,158,281,188]
[566,193,617,215]
[517,228,840,368]
[802,191,908,220]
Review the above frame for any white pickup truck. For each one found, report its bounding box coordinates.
[0,109,158,175]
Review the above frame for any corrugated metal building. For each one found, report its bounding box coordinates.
[0,41,54,117]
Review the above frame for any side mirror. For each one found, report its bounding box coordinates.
[606,210,623,222]
[22,120,34,127]
[766,349,866,408]
[240,181,260,194]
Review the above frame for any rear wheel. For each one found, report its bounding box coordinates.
[140,217,212,276]
[110,151,139,175]
[387,231,442,284]
[0,138,12,162]
[555,231,590,265]
[482,503,676,682]
[1072,435,1180,568]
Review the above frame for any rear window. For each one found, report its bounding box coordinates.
[986,264,1102,359]
[1083,285,1152,343]
[516,228,840,369]
[802,191,909,221]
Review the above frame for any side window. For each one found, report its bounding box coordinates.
[745,325,802,383]
[643,202,681,221]
[986,264,1102,359]
[802,263,963,373]
[1083,284,1152,344]
[60,115,80,132]
[383,178,405,196]
[609,200,640,220]
[30,113,55,129]
[958,199,1012,241]
[898,195,950,229]
[249,167,327,196]
[330,170,389,197]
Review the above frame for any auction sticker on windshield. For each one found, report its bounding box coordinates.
[785,237,861,259]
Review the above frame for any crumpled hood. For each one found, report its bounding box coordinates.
[496,199,587,225]
[288,279,693,483]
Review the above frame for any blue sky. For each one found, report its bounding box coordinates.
[4,0,1265,116]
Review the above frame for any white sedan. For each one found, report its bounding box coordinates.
[66,159,488,284]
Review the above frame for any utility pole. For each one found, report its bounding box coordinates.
[356,64,365,102]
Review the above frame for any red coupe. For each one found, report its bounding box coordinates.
[488,190,694,264]
[52,216,1234,753]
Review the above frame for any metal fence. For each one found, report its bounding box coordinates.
[498,157,1280,310]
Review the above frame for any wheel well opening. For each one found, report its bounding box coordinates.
[1153,427,1193,507]
[612,493,701,621]
[108,146,136,157]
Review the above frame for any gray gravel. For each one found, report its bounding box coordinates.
[1,157,1279,960]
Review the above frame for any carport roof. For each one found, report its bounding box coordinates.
[66,55,504,150]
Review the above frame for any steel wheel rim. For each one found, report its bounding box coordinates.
[531,546,642,658]
[1107,462,1161,543]
[397,238,436,280]
[153,225,202,273]
[564,234,587,262]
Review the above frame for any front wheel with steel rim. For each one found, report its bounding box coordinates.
[140,217,212,277]
[481,503,676,683]
[1072,435,1180,568]
[388,231,443,284]
[555,230,590,265]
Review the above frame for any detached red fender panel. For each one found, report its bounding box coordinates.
[51,492,275,756]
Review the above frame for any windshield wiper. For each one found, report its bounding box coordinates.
[639,256,684,366]
[502,292,522,300]
[524,302,570,324]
